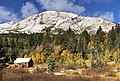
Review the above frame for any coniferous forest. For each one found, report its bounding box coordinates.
[0,24,120,68]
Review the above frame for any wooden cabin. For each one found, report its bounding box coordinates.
[14,58,33,68]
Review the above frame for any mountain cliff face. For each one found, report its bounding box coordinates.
[0,11,115,34]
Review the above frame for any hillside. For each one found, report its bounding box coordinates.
[0,11,115,34]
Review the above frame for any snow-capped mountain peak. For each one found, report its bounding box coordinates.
[0,11,115,34]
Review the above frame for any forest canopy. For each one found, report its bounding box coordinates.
[0,24,120,67]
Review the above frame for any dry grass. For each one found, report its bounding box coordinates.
[1,68,120,81]
[105,70,116,77]
[82,65,114,76]
[54,63,77,72]
[64,63,77,70]
[0,68,3,81]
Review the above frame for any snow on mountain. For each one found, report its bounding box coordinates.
[0,11,115,34]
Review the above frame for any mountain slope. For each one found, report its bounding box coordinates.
[0,11,115,34]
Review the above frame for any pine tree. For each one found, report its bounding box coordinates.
[108,27,116,50]
[48,57,55,73]
[96,26,105,43]
[82,30,90,51]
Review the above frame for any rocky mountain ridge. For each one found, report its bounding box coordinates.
[0,11,115,34]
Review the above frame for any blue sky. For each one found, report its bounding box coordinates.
[0,0,119,23]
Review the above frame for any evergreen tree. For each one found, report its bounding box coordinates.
[96,26,105,43]
[108,27,116,50]
[64,27,77,53]
[48,57,55,73]
[81,30,90,51]
[0,40,5,58]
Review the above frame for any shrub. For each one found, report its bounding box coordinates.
[35,67,47,73]
[116,67,120,72]
[82,65,111,76]
[64,63,76,70]
[105,71,116,77]
[48,57,56,72]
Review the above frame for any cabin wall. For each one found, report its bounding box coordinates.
[14,58,34,68]
[28,59,33,67]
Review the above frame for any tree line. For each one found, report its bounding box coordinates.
[0,24,120,68]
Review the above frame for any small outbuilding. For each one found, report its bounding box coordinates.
[14,58,33,68]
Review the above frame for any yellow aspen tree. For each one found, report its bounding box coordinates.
[65,58,73,64]
[61,49,70,64]
[61,49,69,58]
[98,42,104,65]
[88,40,95,68]
[109,51,113,61]
[28,51,33,57]
[51,53,58,58]
[104,49,110,63]
[113,48,120,63]
[104,34,108,44]
[32,55,36,62]
[117,49,120,63]
[35,53,41,63]
[41,53,45,63]
[36,53,40,59]
[67,53,72,59]
[76,58,83,66]
[100,42,104,51]
[88,41,94,51]
[24,54,28,58]
[113,50,119,63]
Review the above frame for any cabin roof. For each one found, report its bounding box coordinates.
[14,58,32,63]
